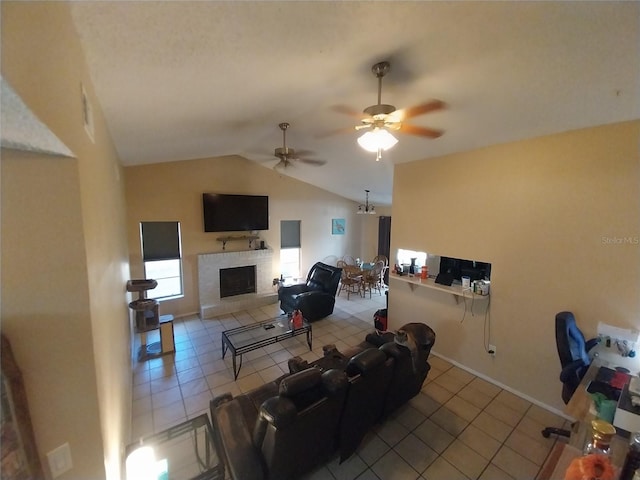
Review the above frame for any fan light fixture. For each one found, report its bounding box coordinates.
[357,128,398,161]
[357,189,376,215]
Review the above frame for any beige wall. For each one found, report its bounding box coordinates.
[390,121,640,412]
[2,2,131,479]
[124,156,366,317]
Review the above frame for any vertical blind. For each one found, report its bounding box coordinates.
[141,222,181,261]
[280,220,301,248]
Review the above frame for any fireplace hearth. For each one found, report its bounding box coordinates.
[198,248,277,318]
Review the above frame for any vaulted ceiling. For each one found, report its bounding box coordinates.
[65,1,638,206]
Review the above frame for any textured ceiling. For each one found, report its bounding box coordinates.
[69,1,639,206]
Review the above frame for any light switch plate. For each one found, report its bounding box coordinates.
[47,442,72,478]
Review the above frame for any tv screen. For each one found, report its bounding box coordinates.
[202,193,269,232]
[439,256,491,282]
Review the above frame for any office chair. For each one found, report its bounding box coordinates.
[541,311,600,438]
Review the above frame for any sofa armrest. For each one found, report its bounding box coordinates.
[210,398,266,480]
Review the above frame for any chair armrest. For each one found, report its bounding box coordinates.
[559,359,587,383]
[210,398,266,480]
[585,337,600,353]
[278,284,309,297]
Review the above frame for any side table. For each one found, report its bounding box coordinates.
[125,414,224,480]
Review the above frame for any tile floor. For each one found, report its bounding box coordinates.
[131,288,569,479]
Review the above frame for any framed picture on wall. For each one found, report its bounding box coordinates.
[331,218,345,235]
[1,335,43,480]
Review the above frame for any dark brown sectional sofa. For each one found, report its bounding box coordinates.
[209,322,436,480]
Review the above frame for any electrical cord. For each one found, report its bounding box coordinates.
[483,294,493,354]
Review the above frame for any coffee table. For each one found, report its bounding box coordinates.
[221,318,312,379]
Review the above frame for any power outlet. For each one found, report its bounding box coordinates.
[488,344,497,356]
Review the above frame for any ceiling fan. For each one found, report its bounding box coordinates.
[329,61,446,159]
[272,122,326,169]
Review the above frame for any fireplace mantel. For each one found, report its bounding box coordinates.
[198,248,277,318]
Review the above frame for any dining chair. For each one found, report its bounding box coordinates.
[337,261,362,300]
[342,255,356,266]
[362,261,384,298]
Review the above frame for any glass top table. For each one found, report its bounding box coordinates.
[125,414,224,480]
[221,318,312,379]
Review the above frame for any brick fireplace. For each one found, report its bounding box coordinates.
[198,249,277,318]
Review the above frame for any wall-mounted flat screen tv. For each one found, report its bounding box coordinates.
[202,193,269,232]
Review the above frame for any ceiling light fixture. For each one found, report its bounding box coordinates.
[357,189,376,215]
[357,128,398,161]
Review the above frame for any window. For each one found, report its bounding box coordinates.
[280,220,301,280]
[140,221,183,299]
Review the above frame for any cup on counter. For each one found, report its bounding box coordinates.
[462,276,471,289]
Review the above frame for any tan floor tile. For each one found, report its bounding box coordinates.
[431,406,469,437]
[468,377,501,398]
[472,411,514,443]
[457,384,494,410]
[429,355,454,372]
[443,439,489,479]
[505,429,553,466]
[423,381,455,404]
[526,404,567,428]
[258,364,286,383]
[478,463,515,480]
[375,418,410,447]
[484,399,525,427]
[236,371,265,393]
[393,404,427,431]
[495,389,531,414]
[492,445,540,479]
[371,449,421,480]
[433,372,468,394]
[414,419,455,454]
[395,433,438,474]
[357,432,391,466]
[409,391,442,417]
[422,457,469,480]
[458,424,502,460]
[152,385,182,409]
[179,377,210,397]
[448,366,476,384]
[445,395,482,423]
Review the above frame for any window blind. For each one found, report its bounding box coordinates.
[141,222,181,261]
[280,220,301,248]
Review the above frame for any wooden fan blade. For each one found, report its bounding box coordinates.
[398,99,447,120]
[399,123,444,138]
[294,149,315,157]
[331,104,368,118]
[316,125,359,138]
[299,158,327,166]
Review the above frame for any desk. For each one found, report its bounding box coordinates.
[564,360,632,464]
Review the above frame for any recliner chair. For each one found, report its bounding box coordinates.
[278,262,342,321]
[541,311,599,438]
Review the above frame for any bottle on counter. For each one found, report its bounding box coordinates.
[584,419,617,457]
[619,432,640,480]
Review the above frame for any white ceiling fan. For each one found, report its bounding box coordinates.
[326,61,446,159]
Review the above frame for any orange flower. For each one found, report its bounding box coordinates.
[565,454,616,480]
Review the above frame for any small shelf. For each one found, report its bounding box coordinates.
[390,273,490,303]
[216,234,259,250]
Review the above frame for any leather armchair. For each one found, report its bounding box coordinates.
[278,262,342,321]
